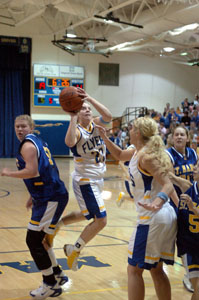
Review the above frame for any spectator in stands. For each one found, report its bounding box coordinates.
[191,140,199,156]
[176,106,182,115]
[163,102,170,115]
[113,131,122,148]
[164,108,181,129]
[128,122,133,132]
[181,98,190,113]
[191,109,199,127]
[181,110,191,128]
[121,126,128,148]
[106,130,114,155]
[159,121,167,136]
[193,93,199,108]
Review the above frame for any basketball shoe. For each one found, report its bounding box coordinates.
[55,270,69,286]
[30,282,62,299]
[63,244,79,271]
[116,192,125,207]
[183,275,194,293]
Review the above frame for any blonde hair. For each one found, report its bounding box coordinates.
[133,116,171,173]
[15,114,35,129]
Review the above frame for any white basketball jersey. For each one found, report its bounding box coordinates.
[128,151,170,224]
[70,122,106,178]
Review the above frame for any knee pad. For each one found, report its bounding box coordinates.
[26,230,52,270]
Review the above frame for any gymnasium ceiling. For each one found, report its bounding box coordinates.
[1,0,199,65]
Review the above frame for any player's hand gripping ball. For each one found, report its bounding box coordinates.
[59,86,84,113]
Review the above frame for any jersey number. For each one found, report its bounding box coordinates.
[43,146,54,165]
[91,147,105,164]
[189,214,199,233]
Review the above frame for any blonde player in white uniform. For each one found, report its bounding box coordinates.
[53,89,112,271]
[98,116,177,300]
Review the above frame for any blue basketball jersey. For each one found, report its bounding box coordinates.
[177,181,199,256]
[166,147,197,184]
[166,147,197,208]
[16,134,67,202]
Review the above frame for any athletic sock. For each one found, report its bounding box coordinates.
[42,274,57,286]
[74,237,85,252]
[53,265,62,275]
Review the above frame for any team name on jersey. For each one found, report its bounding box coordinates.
[82,135,104,153]
[179,199,199,210]
[175,163,194,176]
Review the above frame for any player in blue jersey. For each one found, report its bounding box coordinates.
[174,161,199,300]
[166,125,198,293]
[1,115,69,300]
[98,116,177,300]
[166,125,197,206]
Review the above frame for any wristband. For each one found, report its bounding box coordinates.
[157,192,169,203]
[99,116,110,124]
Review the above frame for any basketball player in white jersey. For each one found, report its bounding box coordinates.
[49,89,112,271]
[97,116,177,300]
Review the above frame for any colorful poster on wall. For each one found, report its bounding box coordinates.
[33,63,84,107]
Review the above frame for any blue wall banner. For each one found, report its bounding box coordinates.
[34,120,70,156]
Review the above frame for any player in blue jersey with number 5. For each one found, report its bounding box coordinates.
[1,115,69,300]
[166,125,198,292]
[54,89,112,271]
[174,161,199,300]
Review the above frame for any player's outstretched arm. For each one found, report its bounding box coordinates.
[65,113,79,148]
[97,125,134,162]
[169,172,192,193]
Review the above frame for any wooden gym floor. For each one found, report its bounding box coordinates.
[0,158,191,300]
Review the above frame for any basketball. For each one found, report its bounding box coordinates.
[59,86,83,112]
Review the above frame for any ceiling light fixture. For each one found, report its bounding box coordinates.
[169,23,199,36]
[180,52,188,56]
[94,14,143,29]
[163,47,175,52]
[66,28,77,38]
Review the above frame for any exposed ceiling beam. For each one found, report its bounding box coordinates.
[15,7,46,27]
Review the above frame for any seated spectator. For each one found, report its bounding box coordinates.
[164,108,180,128]
[113,131,122,148]
[191,109,199,127]
[181,110,191,128]
[166,131,173,148]
[121,126,128,148]
[176,106,182,114]
[159,121,167,136]
[150,109,158,119]
[123,136,130,149]
[127,122,132,132]
[181,97,190,112]
[193,94,199,107]
[190,140,199,156]
[163,102,170,115]
[106,130,114,155]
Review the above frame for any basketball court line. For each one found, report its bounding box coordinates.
[1,279,184,300]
